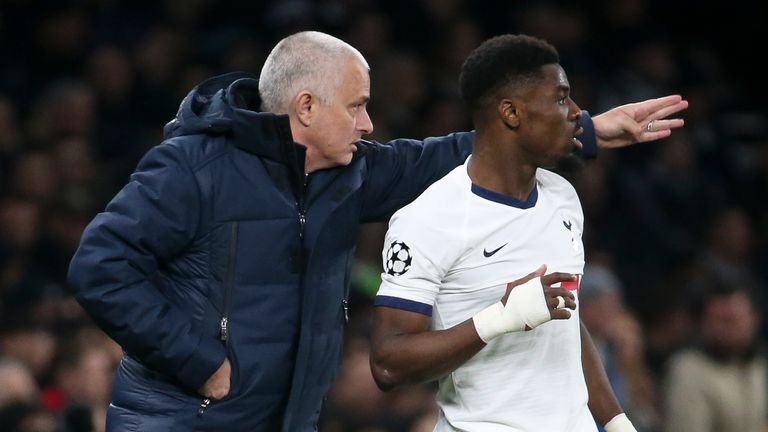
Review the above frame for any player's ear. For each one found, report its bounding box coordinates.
[294,91,316,127]
[499,98,521,129]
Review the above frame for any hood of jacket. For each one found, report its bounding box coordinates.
[163,72,301,167]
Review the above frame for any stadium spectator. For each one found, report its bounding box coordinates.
[0,358,39,409]
[663,278,767,432]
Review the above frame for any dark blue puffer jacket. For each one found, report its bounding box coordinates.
[67,72,597,431]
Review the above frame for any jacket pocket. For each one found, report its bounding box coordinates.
[199,221,239,418]
[114,355,193,416]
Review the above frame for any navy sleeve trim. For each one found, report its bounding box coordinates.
[374,295,433,316]
[577,110,597,159]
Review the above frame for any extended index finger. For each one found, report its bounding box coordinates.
[540,272,577,287]
[632,95,684,120]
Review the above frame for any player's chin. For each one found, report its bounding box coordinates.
[338,152,355,166]
[539,150,578,169]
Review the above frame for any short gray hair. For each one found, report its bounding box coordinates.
[259,31,368,113]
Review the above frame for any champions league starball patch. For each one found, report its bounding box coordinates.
[384,240,412,276]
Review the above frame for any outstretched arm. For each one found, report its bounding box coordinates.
[593,95,688,149]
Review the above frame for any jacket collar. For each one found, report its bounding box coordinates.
[223,77,306,173]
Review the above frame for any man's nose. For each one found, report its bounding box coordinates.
[570,99,582,121]
[357,108,373,135]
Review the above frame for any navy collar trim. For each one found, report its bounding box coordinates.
[471,183,538,209]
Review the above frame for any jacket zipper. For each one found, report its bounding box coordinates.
[298,174,308,242]
[294,174,308,273]
[198,221,239,417]
[220,222,238,344]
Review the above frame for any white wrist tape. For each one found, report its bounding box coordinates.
[473,276,551,342]
[604,413,637,432]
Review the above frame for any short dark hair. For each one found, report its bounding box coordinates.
[459,34,559,111]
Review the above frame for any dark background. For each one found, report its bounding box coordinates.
[0,1,766,431]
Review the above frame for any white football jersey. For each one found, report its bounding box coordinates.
[376,158,595,432]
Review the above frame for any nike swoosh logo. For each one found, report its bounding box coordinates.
[483,243,508,257]
[563,220,572,231]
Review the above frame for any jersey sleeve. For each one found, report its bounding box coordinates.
[374,202,463,316]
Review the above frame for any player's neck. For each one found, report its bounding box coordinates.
[468,144,537,202]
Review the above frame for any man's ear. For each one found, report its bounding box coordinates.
[499,98,522,129]
[294,91,316,127]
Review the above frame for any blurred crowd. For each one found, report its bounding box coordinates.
[0,0,766,431]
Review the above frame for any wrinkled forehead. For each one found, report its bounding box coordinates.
[336,57,370,97]
[344,57,370,84]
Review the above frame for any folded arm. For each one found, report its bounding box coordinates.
[370,268,577,391]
